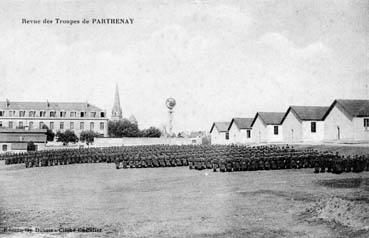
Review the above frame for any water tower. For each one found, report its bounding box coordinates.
[165,98,176,136]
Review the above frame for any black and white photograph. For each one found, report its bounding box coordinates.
[0,0,369,237]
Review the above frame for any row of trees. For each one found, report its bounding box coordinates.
[42,120,162,146]
[55,130,100,145]
[108,120,161,138]
[42,125,99,145]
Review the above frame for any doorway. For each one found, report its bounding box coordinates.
[291,129,294,142]
[337,126,340,140]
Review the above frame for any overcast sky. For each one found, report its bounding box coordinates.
[0,0,368,132]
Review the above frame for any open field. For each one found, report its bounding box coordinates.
[0,158,369,238]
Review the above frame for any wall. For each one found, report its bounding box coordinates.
[252,117,266,143]
[210,130,219,144]
[301,121,324,142]
[0,142,46,153]
[266,125,283,142]
[353,117,369,141]
[210,129,229,145]
[93,137,201,147]
[282,111,302,143]
[324,105,354,141]
[228,124,252,144]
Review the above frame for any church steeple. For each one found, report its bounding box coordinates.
[111,84,123,120]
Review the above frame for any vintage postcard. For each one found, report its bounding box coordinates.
[0,1,368,237]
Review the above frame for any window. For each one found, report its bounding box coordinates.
[60,111,66,117]
[50,122,54,130]
[225,132,229,140]
[80,112,85,118]
[8,121,13,128]
[364,118,369,129]
[100,112,105,118]
[18,121,23,128]
[90,122,94,130]
[29,111,36,117]
[70,112,76,117]
[60,122,64,130]
[39,111,46,117]
[70,122,74,130]
[29,122,33,129]
[19,111,25,117]
[0,121,2,127]
[50,111,56,117]
[2,144,7,151]
[80,122,84,130]
[90,112,96,118]
[39,122,44,129]
[311,122,317,133]
[100,122,104,130]
[9,111,15,117]
[274,126,279,135]
[0,111,5,116]
[247,130,251,138]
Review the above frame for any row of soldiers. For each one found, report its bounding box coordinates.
[3,145,200,168]
[313,153,369,174]
[2,144,369,174]
[189,146,323,172]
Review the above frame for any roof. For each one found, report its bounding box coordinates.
[228,118,253,130]
[0,128,46,143]
[281,106,329,123]
[210,122,230,133]
[251,112,285,127]
[323,99,369,119]
[0,101,104,112]
[0,128,46,133]
[189,131,206,138]
[0,134,46,143]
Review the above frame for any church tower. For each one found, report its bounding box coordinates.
[111,84,123,121]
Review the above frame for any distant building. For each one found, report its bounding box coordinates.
[227,118,253,144]
[210,122,230,144]
[0,100,108,137]
[281,106,329,143]
[323,99,369,142]
[111,84,123,121]
[251,112,284,143]
[128,114,137,125]
[0,128,47,153]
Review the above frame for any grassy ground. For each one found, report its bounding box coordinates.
[290,144,369,156]
[0,160,369,238]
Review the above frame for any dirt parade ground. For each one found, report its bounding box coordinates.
[0,158,368,238]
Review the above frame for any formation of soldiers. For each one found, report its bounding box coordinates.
[2,144,369,174]
[313,153,369,174]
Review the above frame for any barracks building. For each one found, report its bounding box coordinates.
[210,99,369,145]
[0,100,108,138]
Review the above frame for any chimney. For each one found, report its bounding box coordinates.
[5,99,10,108]
[46,100,50,107]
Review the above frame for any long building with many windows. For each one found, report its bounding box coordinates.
[0,100,108,137]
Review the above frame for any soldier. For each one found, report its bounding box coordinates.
[115,159,120,169]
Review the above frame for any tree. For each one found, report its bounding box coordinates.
[141,127,162,138]
[80,130,100,145]
[42,125,55,142]
[56,130,78,145]
[108,119,140,137]
[27,141,36,151]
